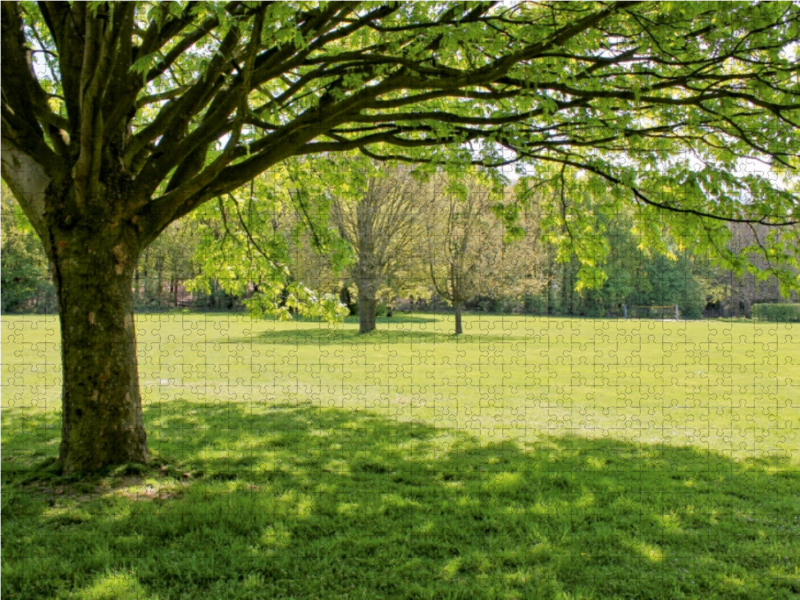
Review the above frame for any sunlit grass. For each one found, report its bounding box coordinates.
[2,312,799,599]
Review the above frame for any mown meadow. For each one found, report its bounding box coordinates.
[2,313,799,600]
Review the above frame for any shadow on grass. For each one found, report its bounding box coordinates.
[345,314,442,325]
[219,325,524,347]
[2,399,799,600]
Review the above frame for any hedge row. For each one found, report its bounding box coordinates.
[752,303,800,322]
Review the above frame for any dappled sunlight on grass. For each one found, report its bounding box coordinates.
[4,399,799,599]
[628,540,666,564]
[74,572,154,600]
[3,314,800,599]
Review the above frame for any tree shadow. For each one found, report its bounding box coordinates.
[3,399,799,600]
[219,326,525,347]
[343,314,442,325]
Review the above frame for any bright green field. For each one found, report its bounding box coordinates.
[2,313,800,600]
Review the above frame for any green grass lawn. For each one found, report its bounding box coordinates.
[2,312,800,600]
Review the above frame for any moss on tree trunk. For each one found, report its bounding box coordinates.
[54,237,147,473]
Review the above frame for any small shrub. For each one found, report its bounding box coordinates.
[752,303,800,322]
[523,294,548,315]
[468,296,503,313]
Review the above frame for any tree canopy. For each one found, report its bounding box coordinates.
[4,2,799,248]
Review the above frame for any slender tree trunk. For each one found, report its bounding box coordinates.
[53,238,148,473]
[454,302,463,335]
[157,268,163,308]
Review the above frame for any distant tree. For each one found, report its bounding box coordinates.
[425,178,500,334]
[331,165,432,333]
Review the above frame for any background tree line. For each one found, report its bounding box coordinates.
[4,173,795,323]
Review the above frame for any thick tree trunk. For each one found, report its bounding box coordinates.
[358,283,378,334]
[454,302,463,335]
[54,239,147,473]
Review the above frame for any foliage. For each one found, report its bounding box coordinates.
[0,173,783,320]
[328,157,435,331]
[752,303,800,322]
[0,185,54,313]
[3,1,800,291]
[424,172,544,326]
[185,166,350,320]
[245,280,348,323]
[516,190,712,318]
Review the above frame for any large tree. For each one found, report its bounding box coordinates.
[2,1,799,472]
[330,164,432,333]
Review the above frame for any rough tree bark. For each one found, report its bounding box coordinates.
[3,137,148,473]
[357,277,378,334]
[54,232,148,472]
